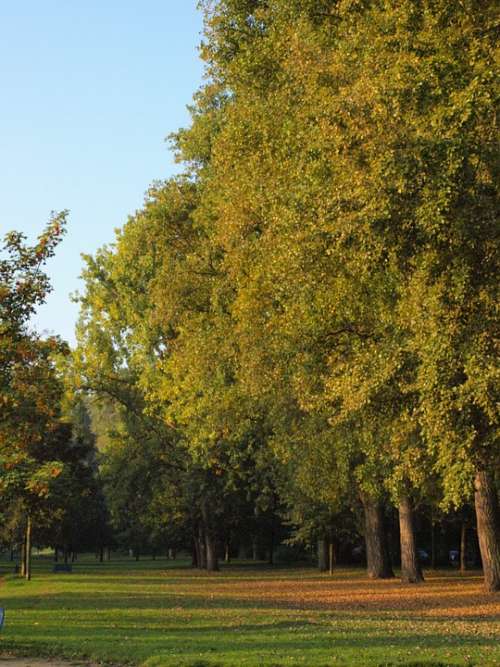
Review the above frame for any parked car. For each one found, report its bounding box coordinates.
[351,545,365,563]
[417,548,430,564]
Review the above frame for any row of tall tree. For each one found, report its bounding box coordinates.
[71,0,499,590]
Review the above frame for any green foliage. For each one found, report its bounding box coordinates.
[0,215,69,509]
[69,0,499,587]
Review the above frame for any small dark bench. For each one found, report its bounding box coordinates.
[53,563,73,573]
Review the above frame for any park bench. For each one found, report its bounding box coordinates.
[53,563,73,573]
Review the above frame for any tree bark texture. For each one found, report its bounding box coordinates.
[191,540,198,568]
[399,496,424,583]
[318,539,329,572]
[205,532,219,571]
[361,494,394,579]
[196,523,207,569]
[474,470,500,592]
[201,500,219,572]
[25,515,32,581]
[329,540,335,576]
[268,523,275,565]
[460,522,468,573]
[252,536,258,561]
[20,536,26,577]
[431,519,437,569]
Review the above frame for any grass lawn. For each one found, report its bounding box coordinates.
[0,556,498,667]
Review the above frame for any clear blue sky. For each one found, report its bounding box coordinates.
[0,1,204,345]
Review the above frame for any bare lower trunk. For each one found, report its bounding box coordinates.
[431,519,437,569]
[329,540,335,576]
[201,501,219,572]
[460,522,468,573]
[474,470,500,592]
[206,533,219,571]
[361,494,394,579]
[25,515,32,581]
[191,535,199,568]
[399,496,423,583]
[20,539,26,577]
[252,537,258,561]
[318,539,329,572]
[268,523,274,565]
[197,522,207,570]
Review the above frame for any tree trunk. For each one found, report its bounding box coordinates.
[361,494,394,579]
[99,547,104,563]
[268,523,274,565]
[197,523,207,569]
[329,540,335,576]
[318,539,329,572]
[201,501,219,572]
[460,522,468,573]
[474,469,500,592]
[431,518,437,569]
[54,547,59,562]
[399,495,423,583]
[224,542,230,563]
[191,536,199,568]
[20,538,26,577]
[9,547,14,562]
[252,536,258,561]
[25,515,32,581]
[205,532,219,571]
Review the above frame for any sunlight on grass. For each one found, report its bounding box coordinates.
[0,556,498,666]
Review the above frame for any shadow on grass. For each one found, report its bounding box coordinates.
[3,572,496,624]
[0,563,497,667]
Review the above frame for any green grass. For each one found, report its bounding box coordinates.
[0,555,498,666]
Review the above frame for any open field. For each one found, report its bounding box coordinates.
[0,557,498,667]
